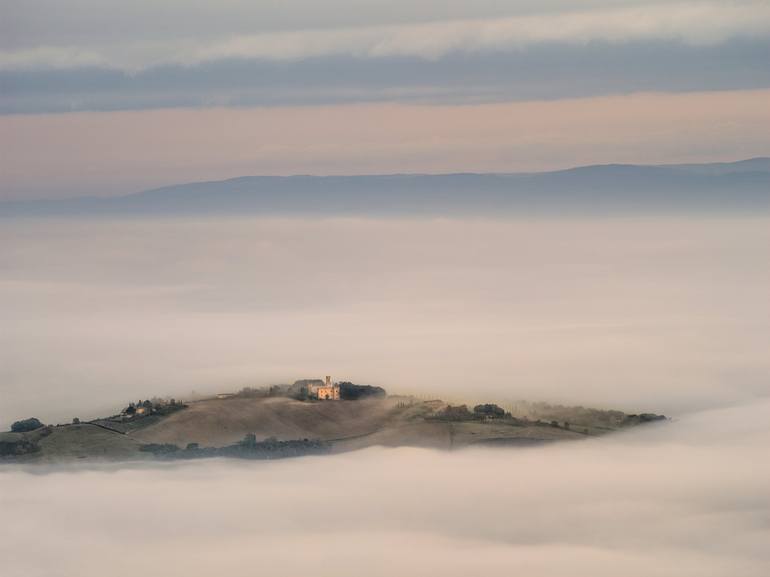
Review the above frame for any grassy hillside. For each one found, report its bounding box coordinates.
[132,396,403,446]
[132,396,598,452]
[1,396,665,463]
[1,424,146,463]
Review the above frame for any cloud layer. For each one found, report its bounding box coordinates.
[2,216,768,427]
[1,1,769,113]
[3,1,769,71]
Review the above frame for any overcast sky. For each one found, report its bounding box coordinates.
[1,0,769,198]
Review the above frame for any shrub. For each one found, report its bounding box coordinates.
[473,404,506,418]
[437,404,475,421]
[11,417,43,432]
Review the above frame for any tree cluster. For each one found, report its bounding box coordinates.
[473,404,507,418]
[123,398,185,418]
[434,404,475,421]
[338,382,386,400]
[139,434,330,460]
[10,417,44,432]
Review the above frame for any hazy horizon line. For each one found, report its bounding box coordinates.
[4,155,768,205]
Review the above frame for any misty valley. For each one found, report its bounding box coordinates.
[3,3,770,572]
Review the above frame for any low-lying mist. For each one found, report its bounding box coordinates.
[1,216,769,426]
[2,400,769,577]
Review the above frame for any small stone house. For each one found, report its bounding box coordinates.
[310,376,340,400]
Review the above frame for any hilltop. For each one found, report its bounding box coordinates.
[0,382,666,463]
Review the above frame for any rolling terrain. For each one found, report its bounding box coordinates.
[0,395,665,463]
[132,396,403,447]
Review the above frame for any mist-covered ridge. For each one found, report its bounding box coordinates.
[3,158,769,217]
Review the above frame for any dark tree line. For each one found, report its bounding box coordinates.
[431,403,512,422]
[337,382,386,400]
[140,434,330,460]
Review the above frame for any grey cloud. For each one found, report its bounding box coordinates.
[2,1,768,113]
[2,39,769,114]
[3,1,769,72]
[0,1,716,52]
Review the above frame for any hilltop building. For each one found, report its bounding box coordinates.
[307,376,340,400]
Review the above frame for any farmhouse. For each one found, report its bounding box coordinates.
[308,376,340,400]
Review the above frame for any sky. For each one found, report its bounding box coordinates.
[2,0,770,199]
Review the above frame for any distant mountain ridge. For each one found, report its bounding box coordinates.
[3,158,769,217]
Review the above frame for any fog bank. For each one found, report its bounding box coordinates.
[1,216,768,426]
[2,400,769,577]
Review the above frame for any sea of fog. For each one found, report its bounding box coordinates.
[1,215,769,576]
[2,400,769,577]
[1,216,768,425]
